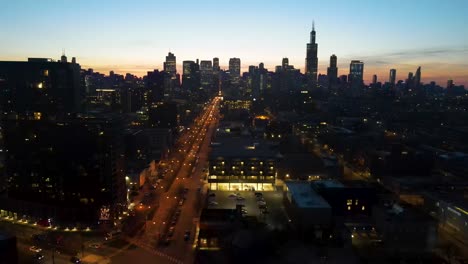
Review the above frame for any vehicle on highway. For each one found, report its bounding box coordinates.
[70,256,81,263]
[29,246,42,252]
[34,253,44,260]
[178,199,185,206]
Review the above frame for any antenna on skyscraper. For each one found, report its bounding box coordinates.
[312,20,315,31]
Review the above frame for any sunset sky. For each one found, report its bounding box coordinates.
[2,0,467,86]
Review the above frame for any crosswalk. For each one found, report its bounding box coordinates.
[125,237,185,264]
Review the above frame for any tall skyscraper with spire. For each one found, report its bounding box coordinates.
[305,21,318,87]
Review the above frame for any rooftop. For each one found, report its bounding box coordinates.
[285,181,331,209]
[210,137,279,159]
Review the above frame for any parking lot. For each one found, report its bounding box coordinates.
[207,190,289,230]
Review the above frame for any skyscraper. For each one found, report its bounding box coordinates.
[282,58,289,69]
[200,60,213,90]
[213,57,220,72]
[327,54,338,85]
[414,66,421,88]
[372,75,378,84]
[389,69,396,86]
[305,22,318,87]
[163,52,176,75]
[349,60,364,84]
[229,58,241,84]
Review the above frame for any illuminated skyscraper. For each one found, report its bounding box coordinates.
[349,60,364,84]
[163,52,176,75]
[389,69,396,86]
[229,58,241,83]
[327,54,338,85]
[305,21,318,86]
[200,60,213,89]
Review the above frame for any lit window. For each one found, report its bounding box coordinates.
[355,199,359,205]
[361,206,365,211]
[37,82,43,89]
[347,199,352,206]
[347,206,351,210]
[34,112,42,120]
[43,70,49,76]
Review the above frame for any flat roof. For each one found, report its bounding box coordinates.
[210,137,278,159]
[285,181,331,209]
[312,180,345,189]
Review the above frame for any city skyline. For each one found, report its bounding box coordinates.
[2,0,467,86]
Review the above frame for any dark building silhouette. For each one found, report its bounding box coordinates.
[348,60,364,84]
[372,74,378,85]
[389,69,396,86]
[1,115,126,223]
[0,57,83,118]
[327,54,338,85]
[145,69,165,103]
[305,22,318,87]
[182,60,200,91]
[414,66,421,88]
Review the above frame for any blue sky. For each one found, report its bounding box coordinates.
[1,0,467,85]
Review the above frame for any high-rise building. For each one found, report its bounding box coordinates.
[414,66,421,88]
[213,57,220,72]
[182,60,200,91]
[447,79,454,89]
[200,60,213,90]
[372,74,378,84]
[282,58,289,69]
[389,69,396,86]
[229,58,241,84]
[305,22,318,87]
[327,54,338,85]
[163,52,176,75]
[348,60,364,84]
[0,57,83,117]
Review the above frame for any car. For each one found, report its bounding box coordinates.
[184,230,190,241]
[236,196,245,201]
[168,227,175,237]
[208,201,218,206]
[70,256,81,263]
[34,253,44,260]
[89,243,101,249]
[29,246,42,253]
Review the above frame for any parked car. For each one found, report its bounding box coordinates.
[209,201,218,206]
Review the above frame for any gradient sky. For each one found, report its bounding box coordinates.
[2,0,468,86]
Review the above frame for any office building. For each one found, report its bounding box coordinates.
[213,57,220,72]
[208,137,278,191]
[200,60,213,90]
[163,52,176,75]
[327,54,338,85]
[348,60,364,84]
[414,66,421,88]
[182,60,200,91]
[305,22,318,87]
[229,58,241,84]
[372,74,378,84]
[389,69,396,86]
